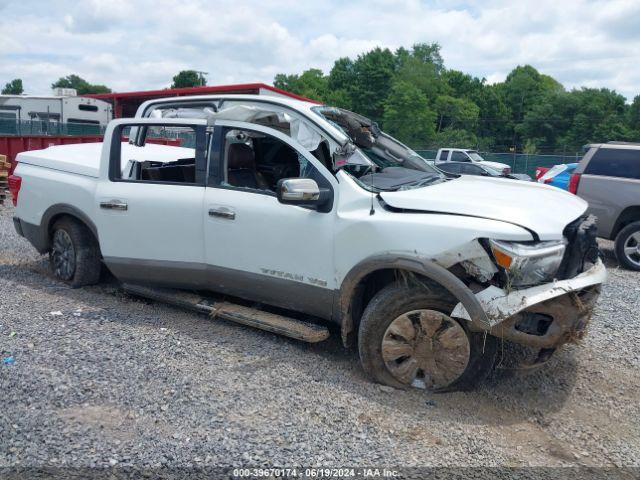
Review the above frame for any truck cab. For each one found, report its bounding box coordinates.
[434,148,511,175]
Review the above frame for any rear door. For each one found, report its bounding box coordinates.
[439,162,461,174]
[203,120,338,319]
[95,118,210,287]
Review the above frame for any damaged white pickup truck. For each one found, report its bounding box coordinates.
[10,94,606,391]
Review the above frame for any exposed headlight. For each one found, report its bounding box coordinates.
[489,239,566,287]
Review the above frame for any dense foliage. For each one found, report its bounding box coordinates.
[171,70,207,89]
[51,75,111,95]
[2,78,23,95]
[274,44,639,154]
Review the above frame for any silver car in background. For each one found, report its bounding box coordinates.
[573,142,640,270]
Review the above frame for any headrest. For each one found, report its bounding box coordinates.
[228,143,255,170]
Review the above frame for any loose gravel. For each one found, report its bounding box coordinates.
[1,203,639,473]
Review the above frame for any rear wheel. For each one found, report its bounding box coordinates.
[614,221,640,271]
[358,283,497,391]
[49,217,101,287]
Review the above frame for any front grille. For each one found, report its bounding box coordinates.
[556,215,600,280]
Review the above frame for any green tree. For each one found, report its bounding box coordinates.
[434,95,480,132]
[409,43,444,73]
[475,84,512,150]
[327,57,355,109]
[502,65,564,122]
[274,69,329,101]
[561,88,631,147]
[2,78,23,94]
[171,70,207,89]
[628,95,640,135]
[442,70,483,99]
[51,75,111,94]
[521,87,631,151]
[273,44,638,153]
[434,128,478,149]
[394,56,441,104]
[350,47,397,121]
[382,81,437,147]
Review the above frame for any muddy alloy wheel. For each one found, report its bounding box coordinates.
[382,309,471,389]
[51,229,76,281]
[358,284,497,391]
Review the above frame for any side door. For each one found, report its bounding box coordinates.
[94,118,210,288]
[460,163,484,176]
[203,120,338,320]
[439,162,461,174]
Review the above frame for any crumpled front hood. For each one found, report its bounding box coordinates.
[380,175,588,240]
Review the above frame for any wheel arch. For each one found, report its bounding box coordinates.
[42,204,100,253]
[612,206,640,239]
[337,254,490,347]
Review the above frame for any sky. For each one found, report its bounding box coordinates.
[0,0,639,100]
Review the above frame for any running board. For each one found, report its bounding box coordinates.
[122,284,330,343]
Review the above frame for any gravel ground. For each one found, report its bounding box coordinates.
[1,203,639,475]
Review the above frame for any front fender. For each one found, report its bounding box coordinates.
[337,253,492,345]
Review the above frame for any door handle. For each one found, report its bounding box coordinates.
[100,200,128,211]
[209,207,235,220]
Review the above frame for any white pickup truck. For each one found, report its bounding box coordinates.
[433,148,511,174]
[10,95,606,391]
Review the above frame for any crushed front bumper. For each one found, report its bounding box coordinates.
[451,259,606,349]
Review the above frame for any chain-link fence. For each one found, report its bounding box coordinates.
[415,149,582,177]
[0,119,106,136]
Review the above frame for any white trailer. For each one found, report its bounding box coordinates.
[0,93,113,127]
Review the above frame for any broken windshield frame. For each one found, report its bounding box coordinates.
[311,105,445,191]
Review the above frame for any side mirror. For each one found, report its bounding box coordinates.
[277,178,331,210]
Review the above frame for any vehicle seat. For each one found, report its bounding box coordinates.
[227,143,269,190]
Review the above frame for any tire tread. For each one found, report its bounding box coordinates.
[50,217,101,287]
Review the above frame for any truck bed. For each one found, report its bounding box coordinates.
[17,143,104,177]
[16,142,195,178]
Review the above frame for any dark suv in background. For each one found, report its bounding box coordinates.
[572,142,640,270]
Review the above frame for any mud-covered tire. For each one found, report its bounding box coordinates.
[358,283,497,392]
[49,217,101,287]
[614,221,640,271]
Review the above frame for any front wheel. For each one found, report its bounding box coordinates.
[358,284,497,391]
[614,221,640,271]
[49,217,101,287]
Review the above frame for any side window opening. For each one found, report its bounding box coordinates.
[113,124,206,185]
[147,100,332,166]
[311,140,333,172]
[585,148,640,179]
[451,151,470,162]
[220,128,325,194]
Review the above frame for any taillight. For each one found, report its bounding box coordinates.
[568,173,581,194]
[8,174,22,206]
[503,167,511,175]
